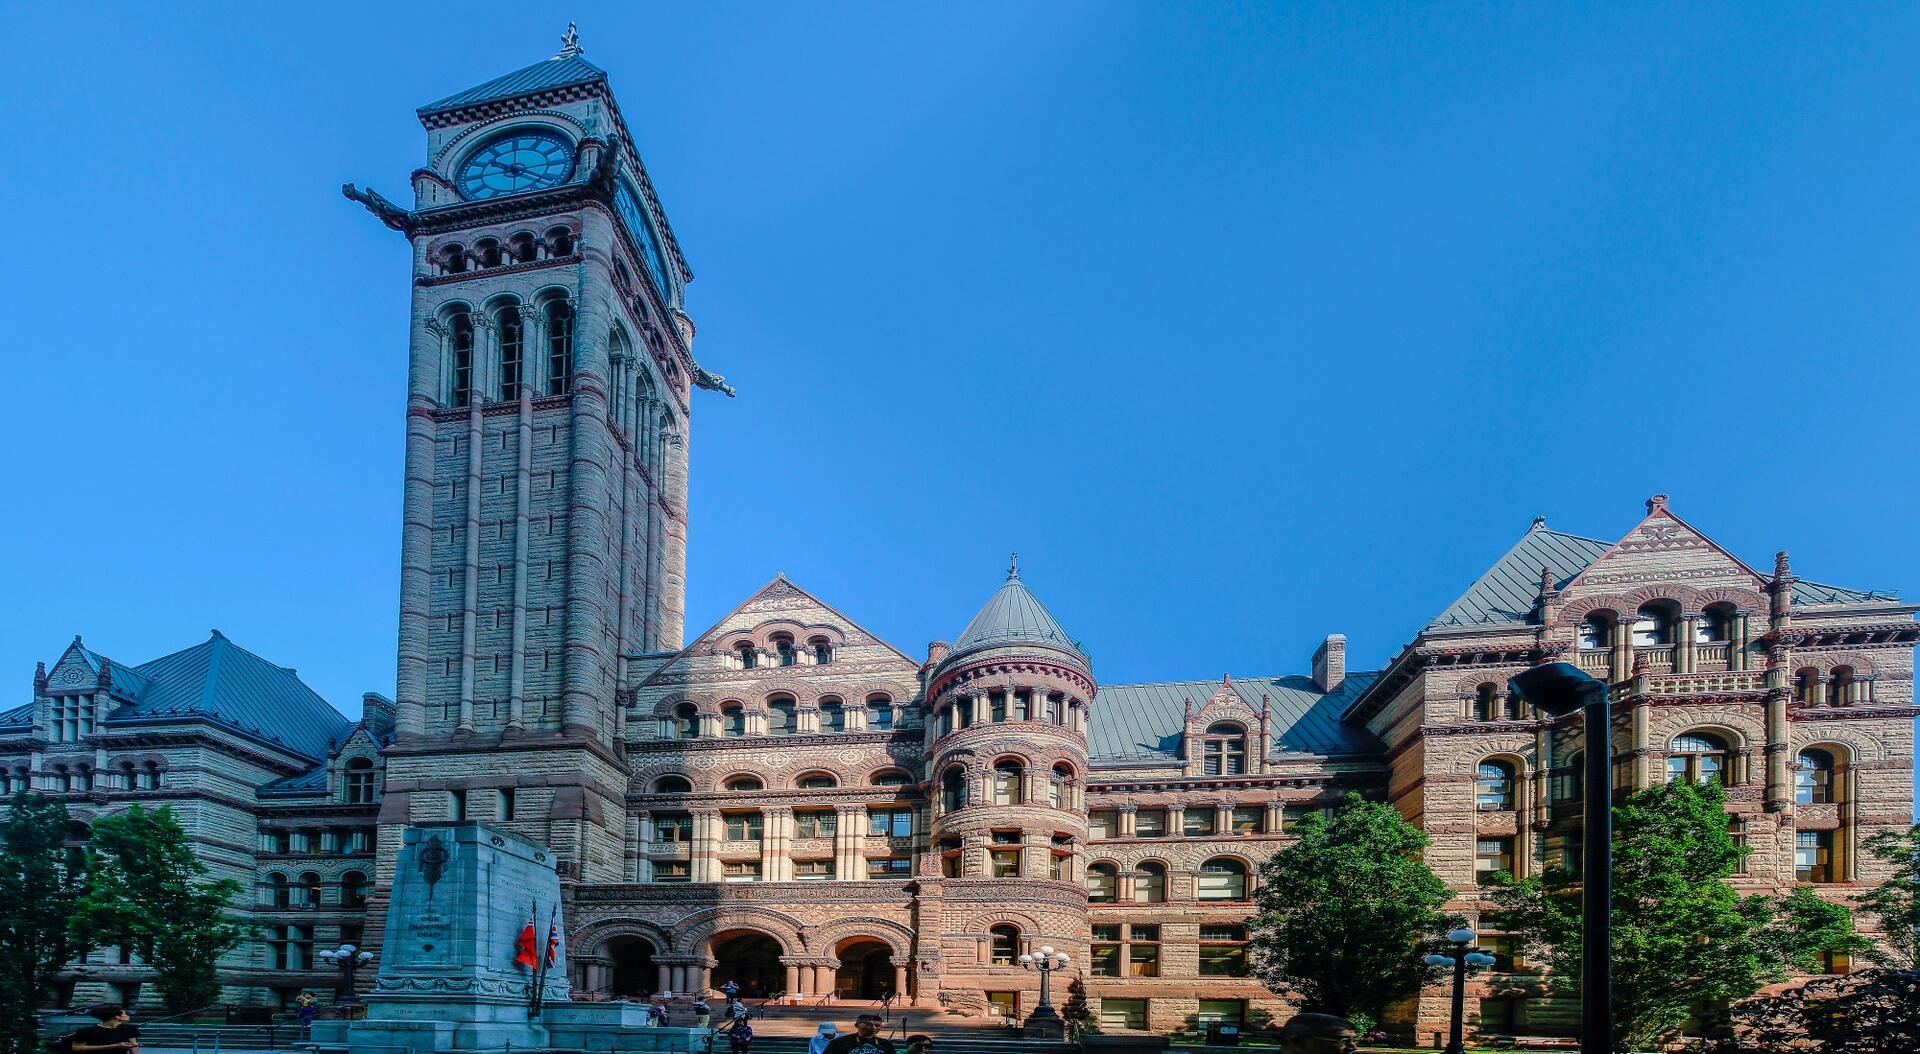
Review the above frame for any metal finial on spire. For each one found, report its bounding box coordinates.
[556,22,584,58]
[1007,552,1020,579]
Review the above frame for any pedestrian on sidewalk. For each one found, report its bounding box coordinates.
[64,1005,140,1054]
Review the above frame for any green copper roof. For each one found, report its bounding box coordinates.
[419,54,607,118]
[115,632,351,760]
[1090,672,1383,763]
[951,570,1085,660]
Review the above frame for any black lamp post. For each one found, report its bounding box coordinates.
[315,943,375,1005]
[1017,945,1071,1039]
[1509,662,1612,1054]
[1424,927,1497,1054]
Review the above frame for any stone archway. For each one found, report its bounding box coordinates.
[712,930,785,998]
[834,938,894,1001]
[607,935,658,998]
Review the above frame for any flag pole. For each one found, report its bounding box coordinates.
[528,898,544,1019]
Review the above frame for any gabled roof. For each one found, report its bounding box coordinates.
[418,54,607,118]
[640,575,922,685]
[1090,672,1383,764]
[951,570,1085,661]
[111,632,353,761]
[1429,523,1613,629]
[0,701,29,730]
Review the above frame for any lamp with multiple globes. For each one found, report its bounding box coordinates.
[1017,945,1073,1039]
[1425,928,1498,1054]
[315,943,376,1005]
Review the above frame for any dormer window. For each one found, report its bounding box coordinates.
[810,637,833,665]
[344,758,376,804]
[1202,723,1247,776]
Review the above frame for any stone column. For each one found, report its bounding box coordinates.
[892,959,909,1001]
[1764,644,1791,811]
[393,321,443,739]
[1264,800,1284,834]
[562,293,615,734]
[506,386,534,731]
[1214,803,1233,833]
[1612,618,1633,683]
[1629,700,1651,791]
[657,962,671,995]
[1733,613,1751,671]
[1167,804,1186,837]
[457,398,484,734]
[783,961,800,999]
[692,810,720,883]
[1678,617,1698,674]
[1117,804,1137,838]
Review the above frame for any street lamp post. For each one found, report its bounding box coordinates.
[1424,928,1497,1054]
[316,944,376,1006]
[1509,661,1613,1054]
[1017,945,1072,1040]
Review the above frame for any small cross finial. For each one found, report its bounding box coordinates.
[1007,552,1020,579]
[557,22,584,58]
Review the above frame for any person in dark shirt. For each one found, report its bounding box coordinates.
[69,1005,139,1054]
[821,1013,894,1054]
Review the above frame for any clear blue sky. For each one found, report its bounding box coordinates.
[3,4,1916,812]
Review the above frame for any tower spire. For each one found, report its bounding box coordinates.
[556,22,583,59]
[1007,551,1020,580]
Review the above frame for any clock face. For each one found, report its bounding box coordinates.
[614,178,672,299]
[456,130,575,200]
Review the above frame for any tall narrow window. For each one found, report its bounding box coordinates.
[1203,723,1247,776]
[992,762,1023,806]
[544,300,574,395]
[674,703,699,740]
[774,637,796,667]
[449,310,476,407]
[941,768,968,812]
[736,643,757,669]
[810,637,833,665]
[1133,862,1166,903]
[1474,684,1500,722]
[1795,830,1834,883]
[1795,749,1836,805]
[344,758,375,804]
[1047,765,1071,809]
[1476,761,1516,811]
[819,700,845,733]
[498,787,516,821]
[867,696,894,731]
[497,305,523,400]
[722,706,746,737]
[989,925,1021,966]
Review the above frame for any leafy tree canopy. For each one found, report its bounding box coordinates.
[1858,823,1920,970]
[0,793,94,1054]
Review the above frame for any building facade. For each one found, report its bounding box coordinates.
[5,36,1917,1040]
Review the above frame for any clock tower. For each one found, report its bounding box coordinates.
[344,27,726,884]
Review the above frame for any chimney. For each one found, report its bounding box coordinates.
[1312,634,1347,692]
[362,693,397,739]
[926,641,950,667]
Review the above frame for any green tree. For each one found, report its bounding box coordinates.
[1494,779,1862,1052]
[73,805,248,1013]
[1247,792,1454,1026]
[0,793,94,1054]
[1857,823,1920,969]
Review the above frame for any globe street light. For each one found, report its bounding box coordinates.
[1017,945,1072,1040]
[315,944,376,1005]
[1424,928,1497,1054]
[1509,661,1614,1054]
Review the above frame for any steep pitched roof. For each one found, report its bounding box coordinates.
[418,53,608,118]
[951,570,1085,661]
[1793,579,1901,605]
[640,575,922,684]
[1090,672,1382,764]
[111,632,353,761]
[1429,523,1613,629]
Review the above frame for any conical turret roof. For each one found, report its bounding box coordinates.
[950,563,1084,662]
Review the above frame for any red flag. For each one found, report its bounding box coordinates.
[513,905,538,969]
[543,905,561,967]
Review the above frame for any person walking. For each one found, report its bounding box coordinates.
[64,1005,140,1054]
[806,1023,839,1054]
[821,1013,895,1054]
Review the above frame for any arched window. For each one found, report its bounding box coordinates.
[992,762,1023,806]
[1476,761,1516,811]
[1202,723,1247,776]
[721,705,746,737]
[866,694,894,731]
[496,304,524,400]
[989,925,1021,966]
[809,637,833,665]
[543,299,574,396]
[448,308,475,407]
[818,698,845,733]
[1047,765,1071,809]
[1795,749,1836,805]
[142,762,162,790]
[1632,604,1673,647]
[118,762,136,792]
[652,775,693,794]
[508,232,537,263]
[1668,732,1730,785]
[297,871,322,908]
[1696,604,1734,643]
[73,765,91,792]
[51,766,70,792]
[1197,858,1249,902]
[1086,863,1117,903]
[773,636,797,667]
[735,643,757,670]
[870,770,912,787]
[439,243,467,274]
[545,226,573,257]
[673,703,699,740]
[1474,684,1500,722]
[724,776,763,792]
[797,772,838,790]
[266,872,289,908]
[941,768,968,812]
[1133,862,1167,904]
[1827,668,1855,708]
[474,238,502,269]
[1578,615,1610,651]
[341,871,368,909]
[768,695,797,735]
[344,757,375,804]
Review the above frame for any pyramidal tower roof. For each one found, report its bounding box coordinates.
[418,25,608,118]
[950,557,1085,662]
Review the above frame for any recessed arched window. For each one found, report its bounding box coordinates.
[1696,604,1734,643]
[941,767,968,812]
[141,762,162,790]
[773,636,797,668]
[1197,858,1249,902]
[992,761,1023,806]
[652,775,693,794]
[721,705,746,737]
[543,299,574,396]
[1087,862,1118,903]
[474,238,502,269]
[72,765,91,792]
[1668,732,1730,785]
[866,694,894,731]
[1047,764,1071,809]
[545,226,574,257]
[1474,683,1500,722]
[266,872,289,908]
[297,871,322,908]
[341,871,369,909]
[673,703,699,740]
[735,642,757,670]
[1795,749,1836,805]
[1578,615,1610,651]
[1203,723,1247,776]
[508,232,537,263]
[870,769,912,787]
[496,304,524,401]
[1476,761,1516,811]
[989,925,1021,966]
[447,308,476,407]
[439,242,467,274]
[809,637,833,665]
[1827,668,1855,708]
[344,757,376,804]
[724,776,764,792]
[818,698,846,733]
[1133,861,1167,904]
[796,772,837,790]
[1632,604,1674,647]
[768,695,797,735]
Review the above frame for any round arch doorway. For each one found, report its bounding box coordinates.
[835,939,895,1001]
[712,931,784,998]
[607,936,658,999]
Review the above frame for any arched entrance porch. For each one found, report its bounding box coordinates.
[711,930,784,998]
[607,936,658,999]
[834,939,895,1000]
